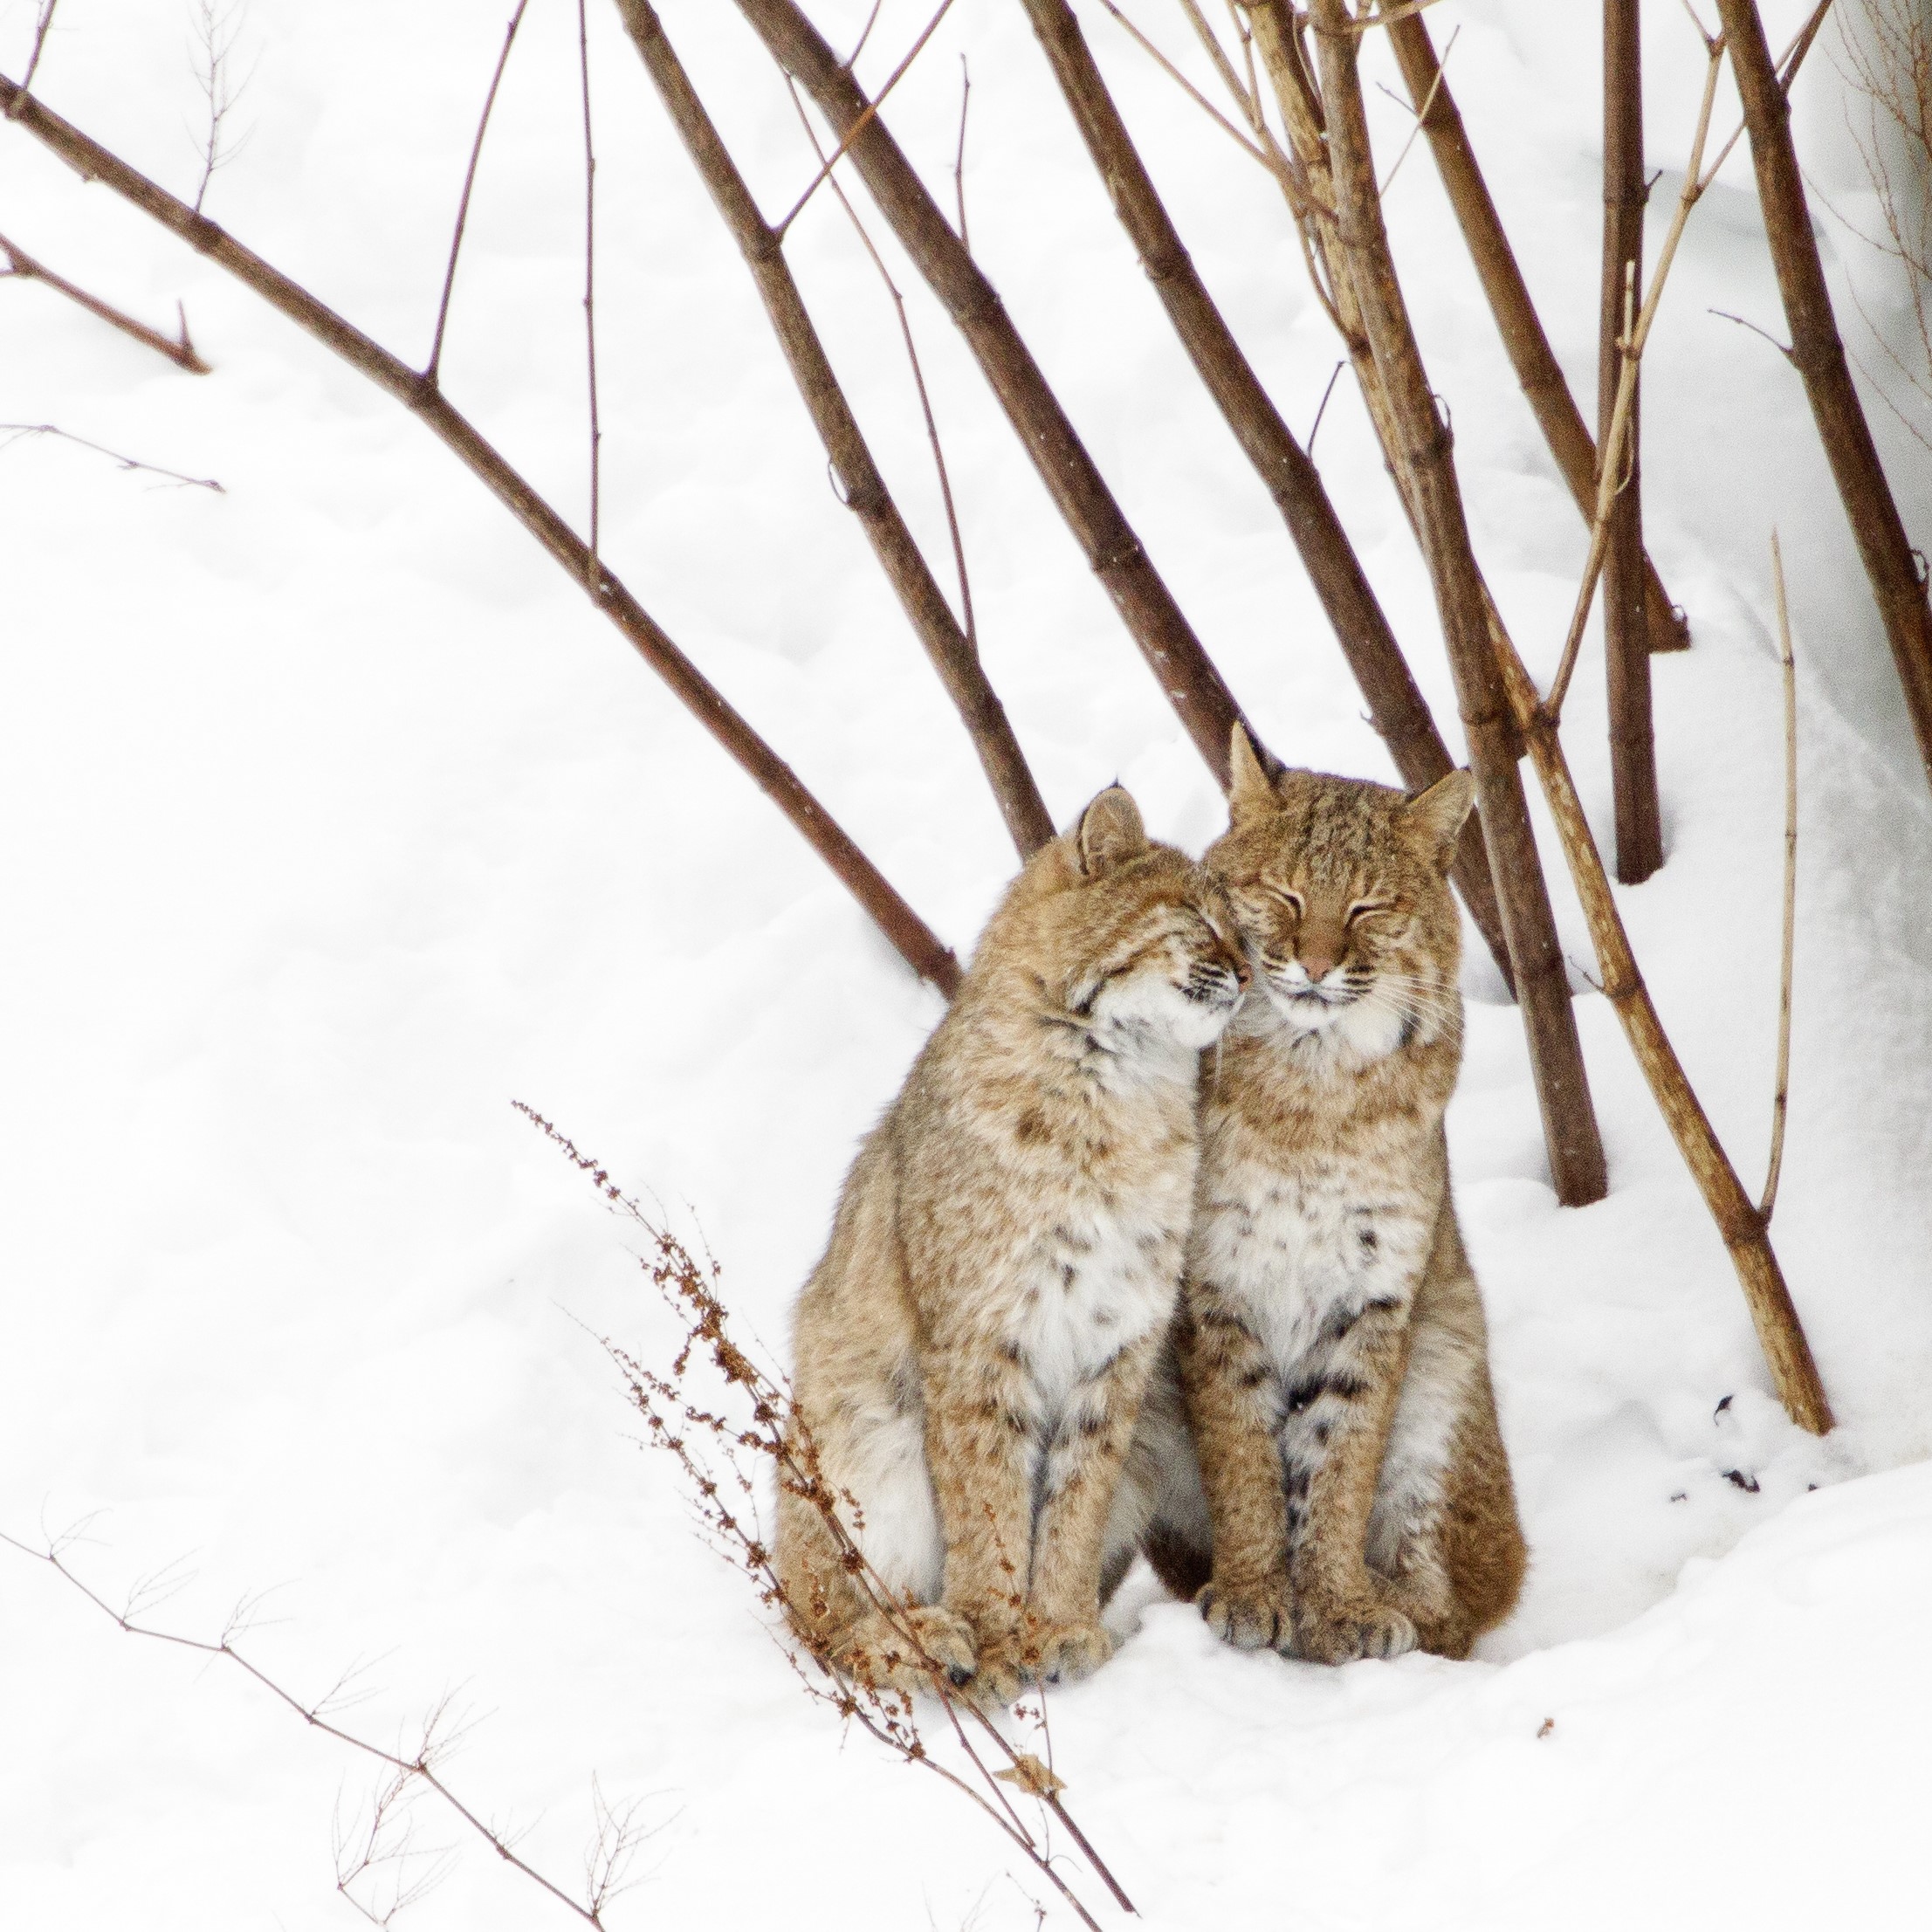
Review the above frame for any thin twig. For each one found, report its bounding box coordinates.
[428,0,532,382]
[772,0,959,239]
[0,1528,623,1929]
[786,77,977,654]
[189,0,253,217]
[1546,25,1726,720]
[0,421,224,489]
[576,0,601,586]
[1709,306,1792,358]
[1098,0,1276,175]
[842,0,886,71]
[952,54,972,251]
[1763,530,1798,1220]
[9,0,59,108]
[1306,356,1344,448]
[1376,24,1457,196]
[0,228,210,371]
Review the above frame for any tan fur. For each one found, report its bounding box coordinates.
[776,787,1248,1699]
[1139,731,1527,1663]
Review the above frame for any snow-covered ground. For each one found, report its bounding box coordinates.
[3,1,1929,1926]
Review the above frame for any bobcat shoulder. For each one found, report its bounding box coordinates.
[776,787,1248,1699]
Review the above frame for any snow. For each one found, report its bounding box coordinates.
[2,0,1929,1927]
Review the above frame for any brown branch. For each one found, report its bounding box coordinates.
[576,0,602,584]
[1547,35,1728,723]
[0,420,224,488]
[0,69,959,995]
[732,0,1256,789]
[0,227,210,370]
[428,0,532,382]
[1383,9,1689,654]
[770,0,959,240]
[1485,609,1832,1430]
[1600,0,1664,882]
[1763,531,1797,1222]
[1715,0,1932,799]
[1306,0,1609,1204]
[0,1527,621,1929]
[1012,0,1523,988]
[611,0,1053,856]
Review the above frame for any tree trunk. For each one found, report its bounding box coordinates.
[1601,0,1664,881]
[1715,0,1932,796]
[1009,0,1516,983]
[1385,11,1688,655]
[1308,0,1608,1207]
[732,0,1257,788]
[612,0,1055,858]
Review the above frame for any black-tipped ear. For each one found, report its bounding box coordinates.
[1075,785,1148,877]
[1227,725,1275,825]
[1400,769,1476,874]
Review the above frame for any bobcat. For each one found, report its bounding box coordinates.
[1139,730,1526,1663]
[775,787,1248,1701]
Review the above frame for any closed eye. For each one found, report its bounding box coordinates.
[1347,900,1393,923]
[1264,885,1304,917]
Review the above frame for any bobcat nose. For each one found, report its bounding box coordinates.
[1297,924,1345,982]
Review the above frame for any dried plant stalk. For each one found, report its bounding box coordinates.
[0,68,960,997]
[516,1104,1131,1930]
[1715,0,1932,799]
[0,1528,641,1929]
[1302,0,1612,1206]
[1383,11,1689,653]
[1600,0,1665,882]
[608,0,1054,856]
[1013,0,1519,986]
[732,0,1262,789]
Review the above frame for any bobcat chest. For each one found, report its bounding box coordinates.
[1193,1150,1431,1373]
[1007,1195,1181,1424]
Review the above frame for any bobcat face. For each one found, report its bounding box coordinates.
[1207,735,1473,1054]
[1069,884,1250,1057]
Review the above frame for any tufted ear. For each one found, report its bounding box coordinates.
[1075,785,1148,877]
[1400,768,1476,874]
[1227,725,1275,826]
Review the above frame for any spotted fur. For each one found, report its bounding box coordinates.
[1138,731,1527,1663]
[776,787,1249,1700]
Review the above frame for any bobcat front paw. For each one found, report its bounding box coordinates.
[831,1605,978,1694]
[1032,1618,1116,1686]
[1195,1573,1294,1652]
[1289,1585,1417,1665]
[967,1619,1116,1703]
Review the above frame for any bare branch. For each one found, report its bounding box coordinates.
[952,54,972,250]
[0,228,210,370]
[428,0,533,382]
[0,1523,638,1929]
[0,420,224,490]
[189,0,254,217]
[0,67,960,994]
[575,0,601,584]
[1763,531,1798,1221]
[8,0,60,108]
[772,0,959,240]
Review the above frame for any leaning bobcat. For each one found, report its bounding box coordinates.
[1140,731,1526,1662]
[776,787,1248,1700]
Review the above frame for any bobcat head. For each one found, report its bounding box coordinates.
[1207,728,1471,1060]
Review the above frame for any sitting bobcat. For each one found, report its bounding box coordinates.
[775,786,1248,1700]
[1140,731,1526,1662]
